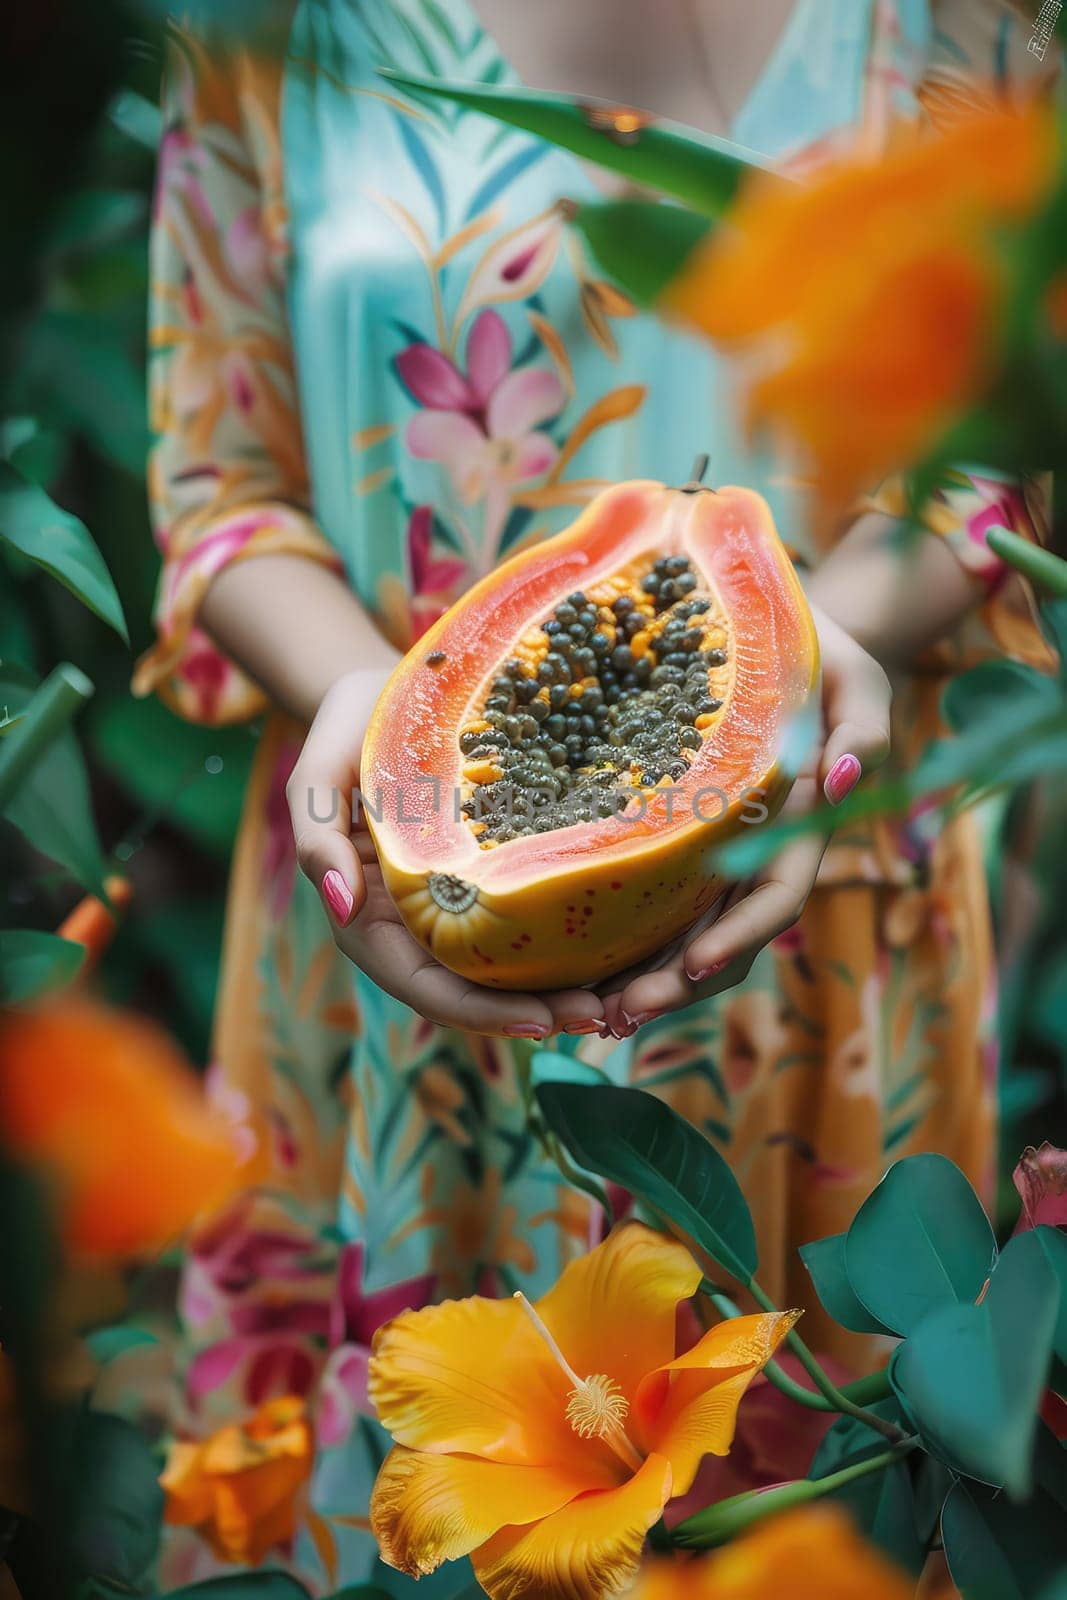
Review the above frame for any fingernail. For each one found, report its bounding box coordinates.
[825,753,862,806]
[503,1023,550,1039]
[622,1010,662,1029]
[689,959,727,984]
[563,1020,601,1035]
[322,869,354,925]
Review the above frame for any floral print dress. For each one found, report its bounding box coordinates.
[131,0,1059,1589]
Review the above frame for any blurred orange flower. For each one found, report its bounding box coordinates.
[161,1394,313,1565]
[664,103,1055,516]
[629,1505,913,1599]
[368,1222,798,1600]
[0,999,242,1258]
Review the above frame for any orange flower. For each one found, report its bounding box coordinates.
[161,1395,314,1565]
[628,1505,913,1599]
[664,103,1055,516]
[368,1222,798,1600]
[0,999,241,1258]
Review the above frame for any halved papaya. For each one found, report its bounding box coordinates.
[361,474,818,991]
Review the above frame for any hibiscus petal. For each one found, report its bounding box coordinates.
[471,1451,672,1600]
[467,309,512,406]
[635,1311,799,1495]
[535,1222,702,1408]
[371,1445,593,1578]
[487,366,565,438]
[368,1296,610,1475]
[396,344,476,411]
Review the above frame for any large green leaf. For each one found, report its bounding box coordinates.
[535,1082,757,1283]
[162,1578,312,1599]
[0,929,85,1001]
[572,199,710,306]
[1031,1224,1067,1365]
[942,1478,1067,1600]
[809,1405,930,1576]
[798,1232,895,1337]
[378,70,777,216]
[891,1229,1058,1497]
[70,1411,163,1587]
[0,662,108,894]
[843,1154,996,1335]
[942,659,1059,737]
[0,460,127,639]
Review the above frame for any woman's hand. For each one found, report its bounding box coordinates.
[597,605,892,1037]
[287,671,607,1039]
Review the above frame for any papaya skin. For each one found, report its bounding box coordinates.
[361,480,818,991]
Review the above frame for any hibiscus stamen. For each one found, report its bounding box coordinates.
[513,1292,644,1472]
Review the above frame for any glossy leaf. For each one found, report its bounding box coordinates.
[162,1577,313,1599]
[378,70,778,216]
[0,461,127,640]
[942,659,1059,737]
[572,199,710,305]
[891,1229,1059,1497]
[844,1154,996,1335]
[809,1405,928,1576]
[535,1081,757,1282]
[0,663,108,895]
[942,1477,1067,1600]
[1031,1223,1067,1365]
[798,1232,895,1336]
[71,1411,163,1587]
[85,1326,160,1364]
[0,929,85,1002]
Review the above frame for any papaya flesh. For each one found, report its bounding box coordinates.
[361,479,818,991]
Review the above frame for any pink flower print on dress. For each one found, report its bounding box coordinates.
[401,309,565,554]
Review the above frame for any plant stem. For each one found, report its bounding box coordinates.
[670,1438,918,1548]
[985,524,1067,597]
[0,664,93,812]
[704,1281,902,1442]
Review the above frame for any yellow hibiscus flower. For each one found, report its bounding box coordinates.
[368,1221,798,1600]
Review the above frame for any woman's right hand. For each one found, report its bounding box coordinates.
[287,671,607,1039]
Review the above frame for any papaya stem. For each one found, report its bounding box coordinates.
[680,452,712,493]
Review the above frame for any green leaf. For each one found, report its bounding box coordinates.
[1031,1224,1067,1365]
[0,460,127,640]
[85,1326,160,1364]
[70,1411,163,1587]
[942,659,1059,737]
[326,1590,395,1600]
[46,189,146,258]
[891,1229,1059,1497]
[798,1232,896,1337]
[573,199,710,305]
[377,70,778,217]
[90,693,254,856]
[809,1405,928,1576]
[23,309,149,476]
[535,1082,757,1283]
[0,929,85,1001]
[843,1153,996,1335]
[942,1477,1067,1600]
[529,1048,610,1089]
[0,663,107,895]
[108,89,163,150]
[162,1577,312,1599]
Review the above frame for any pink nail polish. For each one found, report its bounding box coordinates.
[503,1023,550,1039]
[825,753,862,806]
[322,869,354,924]
[563,1020,601,1035]
[689,959,727,984]
[623,1010,662,1029]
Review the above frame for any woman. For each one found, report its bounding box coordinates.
[135,0,1057,1586]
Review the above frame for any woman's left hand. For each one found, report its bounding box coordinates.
[597,604,892,1038]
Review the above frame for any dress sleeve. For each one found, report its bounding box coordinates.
[860,0,1061,674]
[131,20,341,725]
